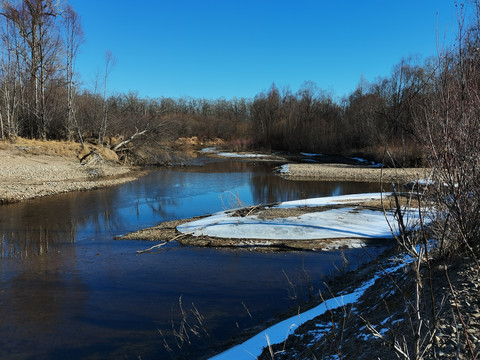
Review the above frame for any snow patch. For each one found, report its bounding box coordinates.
[199,147,217,153]
[276,193,386,208]
[216,151,269,158]
[177,207,403,240]
[199,147,271,158]
[349,156,383,168]
[277,164,290,174]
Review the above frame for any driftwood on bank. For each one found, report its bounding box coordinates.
[111,128,148,152]
[79,150,102,164]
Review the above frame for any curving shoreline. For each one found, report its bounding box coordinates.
[0,144,138,204]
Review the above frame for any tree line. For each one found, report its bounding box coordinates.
[0,0,473,169]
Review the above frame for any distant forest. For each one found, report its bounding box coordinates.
[0,0,476,167]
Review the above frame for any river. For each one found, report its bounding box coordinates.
[0,159,389,359]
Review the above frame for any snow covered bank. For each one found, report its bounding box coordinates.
[177,193,418,242]
[178,207,395,240]
[199,147,277,159]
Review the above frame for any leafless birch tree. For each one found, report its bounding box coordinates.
[98,49,115,145]
[1,0,62,138]
[63,4,83,143]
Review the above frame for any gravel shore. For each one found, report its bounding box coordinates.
[0,145,137,203]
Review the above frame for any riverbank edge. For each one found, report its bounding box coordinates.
[278,162,429,184]
[0,139,146,204]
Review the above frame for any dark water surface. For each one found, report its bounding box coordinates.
[0,159,388,359]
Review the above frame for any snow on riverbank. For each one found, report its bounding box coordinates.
[177,193,418,241]
[209,252,414,360]
[178,207,393,240]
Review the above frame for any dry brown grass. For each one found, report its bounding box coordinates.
[174,136,225,148]
[0,138,119,162]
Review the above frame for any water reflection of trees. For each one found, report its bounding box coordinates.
[0,188,120,258]
[0,172,185,258]
[177,159,263,173]
[0,225,75,258]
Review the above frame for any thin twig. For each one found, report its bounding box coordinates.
[136,241,167,254]
[136,232,192,254]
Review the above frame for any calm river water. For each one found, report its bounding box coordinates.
[0,159,388,359]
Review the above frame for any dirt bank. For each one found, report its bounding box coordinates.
[280,163,429,183]
[0,139,140,203]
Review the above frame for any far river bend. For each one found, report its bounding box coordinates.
[0,158,389,359]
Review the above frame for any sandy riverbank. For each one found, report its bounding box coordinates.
[0,139,139,203]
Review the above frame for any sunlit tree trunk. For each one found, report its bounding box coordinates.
[64,5,84,144]
[98,50,115,145]
[1,0,61,139]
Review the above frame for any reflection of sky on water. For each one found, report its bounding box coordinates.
[0,159,387,359]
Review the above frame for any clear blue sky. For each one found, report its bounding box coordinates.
[68,0,458,101]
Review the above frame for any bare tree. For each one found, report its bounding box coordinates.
[1,0,62,138]
[415,2,480,258]
[98,49,115,145]
[63,4,83,143]
[0,12,24,138]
